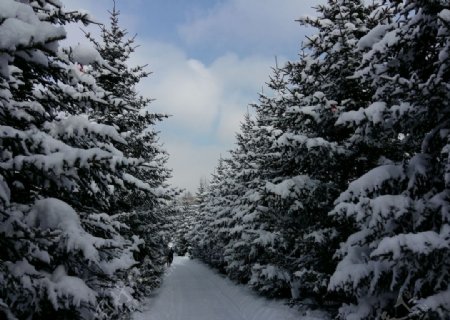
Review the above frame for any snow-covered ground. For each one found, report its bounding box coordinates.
[133,256,326,320]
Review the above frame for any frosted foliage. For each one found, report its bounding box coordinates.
[331,156,450,318]
[277,132,341,151]
[48,265,97,308]
[266,175,318,199]
[1,200,140,317]
[416,287,450,317]
[26,198,80,230]
[0,174,10,206]
[44,115,126,144]
[0,1,156,318]
[25,198,100,261]
[336,102,386,126]
[0,124,145,205]
[0,0,65,51]
[439,9,450,23]
[71,43,102,65]
[358,25,390,50]
[372,228,449,259]
[336,164,404,202]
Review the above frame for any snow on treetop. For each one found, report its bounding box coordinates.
[336,102,386,126]
[266,175,319,199]
[358,24,390,50]
[0,0,65,51]
[439,9,450,23]
[25,198,104,261]
[335,164,405,203]
[0,174,10,206]
[371,227,450,260]
[44,115,127,144]
[71,43,103,65]
[49,265,97,308]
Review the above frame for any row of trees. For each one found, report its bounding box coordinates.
[0,1,174,319]
[187,0,450,319]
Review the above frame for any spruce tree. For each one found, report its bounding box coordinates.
[241,72,294,297]
[222,113,264,284]
[329,1,450,318]
[84,2,174,297]
[201,0,388,304]
[186,179,210,258]
[0,1,155,318]
[189,158,231,270]
[272,0,383,305]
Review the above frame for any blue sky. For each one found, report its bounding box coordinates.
[63,0,323,192]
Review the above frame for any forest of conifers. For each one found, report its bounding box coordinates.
[1,0,449,319]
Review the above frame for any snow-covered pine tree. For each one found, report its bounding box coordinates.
[184,179,210,257]
[329,1,450,318]
[85,1,172,211]
[84,2,174,296]
[228,40,344,300]
[196,178,209,205]
[229,70,293,297]
[267,0,387,305]
[188,180,211,260]
[207,157,241,273]
[189,158,234,272]
[213,0,388,303]
[222,113,264,284]
[187,0,390,306]
[169,191,196,256]
[191,105,289,292]
[0,1,155,318]
[191,111,280,286]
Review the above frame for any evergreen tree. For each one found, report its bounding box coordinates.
[272,0,382,304]
[193,0,389,306]
[85,1,171,211]
[190,158,232,271]
[329,1,450,318]
[240,74,294,298]
[222,113,264,284]
[0,1,158,318]
[84,2,174,297]
[188,180,211,261]
[186,179,210,258]
[173,191,197,256]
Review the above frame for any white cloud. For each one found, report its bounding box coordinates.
[164,139,225,192]
[137,44,222,133]
[179,0,322,56]
[209,53,275,143]
[134,42,273,140]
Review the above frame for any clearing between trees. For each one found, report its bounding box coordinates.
[132,256,326,320]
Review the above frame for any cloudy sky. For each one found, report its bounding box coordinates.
[62,0,323,192]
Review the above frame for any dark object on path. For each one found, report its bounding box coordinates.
[166,247,174,267]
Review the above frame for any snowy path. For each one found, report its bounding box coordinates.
[133,256,320,320]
